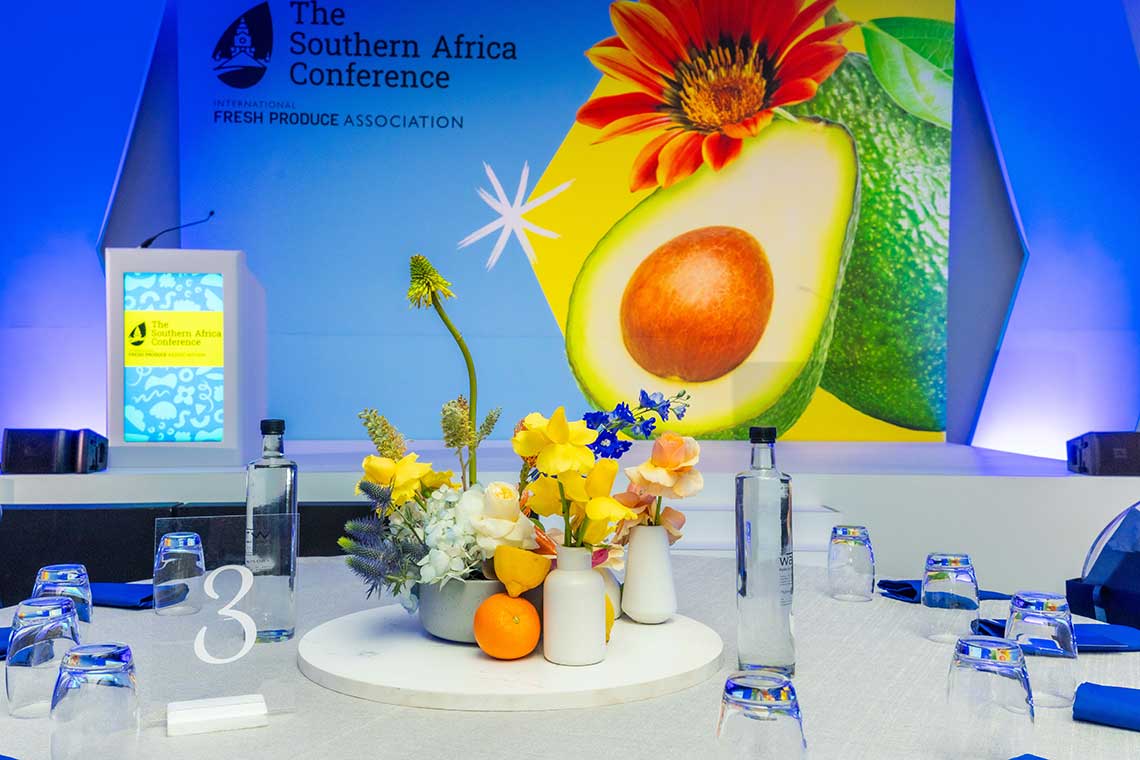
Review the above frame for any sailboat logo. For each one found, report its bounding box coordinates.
[129,322,147,346]
[212,3,273,89]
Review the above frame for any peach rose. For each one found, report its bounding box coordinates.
[624,432,703,499]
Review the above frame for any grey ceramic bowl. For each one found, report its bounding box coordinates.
[418,578,542,644]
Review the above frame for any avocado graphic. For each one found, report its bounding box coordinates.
[565,118,860,437]
[791,54,949,431]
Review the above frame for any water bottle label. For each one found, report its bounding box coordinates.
[779,551,793,607]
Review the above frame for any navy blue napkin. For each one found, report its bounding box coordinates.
[1,753,19,760]
[1073,682,1140,732]
[972,618,1140,652]
[90,582,156,609]
[0,626,10,660]
[877,579,1011,604]
[90,582,188,610]
[1009,755,1048,759]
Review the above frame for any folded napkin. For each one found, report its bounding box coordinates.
[1,754,19,760]
[972,618,1140,652]
[878,579,1011,604]
[0,626,10,659]
[1073,682,1140,732]
[1009,755,1048,760]
[90,582,188,610]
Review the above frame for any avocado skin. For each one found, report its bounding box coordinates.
[791,54,949,431]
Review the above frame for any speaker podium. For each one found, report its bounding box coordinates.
[104,248,265,467]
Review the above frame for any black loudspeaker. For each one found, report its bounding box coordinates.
[0,428,108,474]
[1067,431,1140,476]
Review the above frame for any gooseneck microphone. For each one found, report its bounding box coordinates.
[139,210,215,248]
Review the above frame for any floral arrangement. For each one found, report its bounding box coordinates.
[340,256,531,611]
[339,257,705,661]
[502,390,701,568]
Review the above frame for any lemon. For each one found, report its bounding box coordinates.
[494,546,551,598]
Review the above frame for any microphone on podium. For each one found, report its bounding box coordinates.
[139,210,215,248]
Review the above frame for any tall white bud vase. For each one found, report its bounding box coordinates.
[543,545,606,666]
[621,525,677,624]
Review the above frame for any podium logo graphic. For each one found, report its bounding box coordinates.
[212,3,273,89]
[129,321,147,346]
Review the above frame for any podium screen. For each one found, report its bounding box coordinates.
[122,271,225,443]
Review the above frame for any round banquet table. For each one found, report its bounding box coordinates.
[1,555,1138,760]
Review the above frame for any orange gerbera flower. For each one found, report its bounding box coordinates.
[577,0,854,190]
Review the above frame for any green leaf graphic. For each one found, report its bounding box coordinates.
[862,17,954,130]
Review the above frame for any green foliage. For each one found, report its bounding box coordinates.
[359,409,406,459]
[440,396,472,450]
[440,396,501,487]
[862,18,954,130]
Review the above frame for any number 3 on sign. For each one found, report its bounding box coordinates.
[193,564,257,665]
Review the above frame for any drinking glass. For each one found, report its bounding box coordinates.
[5,597,81,718]
[49,643,140,760]
[946,636,1034,759]
[154,531,206,615]
[716,671,805,759]
[1004,592,1077,708]
[827,525,874,602]
[33,564,93,625]
[921,552,980,643]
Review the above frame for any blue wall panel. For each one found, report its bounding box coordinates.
[0,1,165,432]
[963,0,1140,457]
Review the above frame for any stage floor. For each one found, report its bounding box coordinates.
[1,441,1134,592]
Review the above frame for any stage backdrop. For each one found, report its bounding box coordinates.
[177,0,953,441]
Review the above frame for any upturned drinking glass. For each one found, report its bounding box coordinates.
[49,643,140,760]
[6,597,81,718]
[716,671,806,759]
[1004,592,1077,708]
[154,531,206,615]
[921,552,980,643]
[827,525,875,602]
[32,564,93,625]
[946,636,1034,758]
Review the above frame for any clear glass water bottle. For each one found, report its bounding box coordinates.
[735,426,795,674]
[245,418,298,642]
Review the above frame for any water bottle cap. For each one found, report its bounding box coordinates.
[749,426,777,444]
[261,419,285,435]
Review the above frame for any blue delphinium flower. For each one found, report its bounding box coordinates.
[591,428,632,459]
[582,410,610,430]
[673,402,687,420]
[639,389,671,420]
[633,417,657,438]
[612,402,636,425]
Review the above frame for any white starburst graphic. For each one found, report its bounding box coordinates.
[458,162,573,270]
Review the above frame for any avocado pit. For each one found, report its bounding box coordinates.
[619,225,774,383]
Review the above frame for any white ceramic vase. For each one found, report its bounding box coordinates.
[621,525,677,624]
[543,545,606,666]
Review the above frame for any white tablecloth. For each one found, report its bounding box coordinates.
[2,556,1138,760]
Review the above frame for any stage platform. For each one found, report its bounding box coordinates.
[2,441,1135,594]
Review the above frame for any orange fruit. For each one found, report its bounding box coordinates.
[473,593,540,660]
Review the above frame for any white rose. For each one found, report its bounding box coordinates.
[483,482,521,520]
